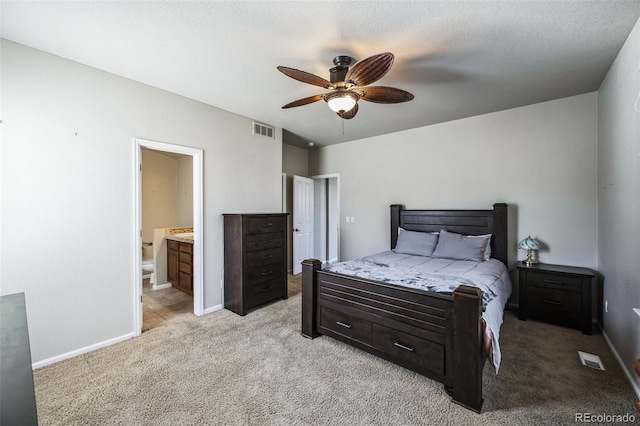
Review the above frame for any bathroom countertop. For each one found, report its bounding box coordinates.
[165,235,194,244]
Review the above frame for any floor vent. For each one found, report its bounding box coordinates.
[253,122,275,139]
[579,351,605,370]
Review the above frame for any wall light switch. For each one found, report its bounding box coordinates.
[351,217,355,223]
[345,216,350,223]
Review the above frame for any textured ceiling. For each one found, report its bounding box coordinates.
[2,1,639,148]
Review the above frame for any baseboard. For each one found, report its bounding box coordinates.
[32,332,135,370]
[601,327,640,400]
[203,304,223,315]
[152,282,172,290]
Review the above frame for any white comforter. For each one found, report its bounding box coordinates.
[324,251,512,371]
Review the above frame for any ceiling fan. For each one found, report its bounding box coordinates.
[277,52,414,120]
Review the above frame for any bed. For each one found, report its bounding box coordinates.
[301,203,510,413]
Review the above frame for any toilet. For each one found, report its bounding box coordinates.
[142,258,155,284]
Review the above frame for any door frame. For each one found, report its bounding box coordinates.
[133,138,204,336]
[311,173,340,264]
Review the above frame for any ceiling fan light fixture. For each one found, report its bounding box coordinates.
[325,91,359,113]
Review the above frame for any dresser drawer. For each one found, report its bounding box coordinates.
[179,242,193,254]
[246,279,286,307]
[246,247,284,267]
[247,263,283,285]
[246,233,285,252]
[319,306,372,345]
[246,216,286,235]
[526,271,581,292]
[527,285,581,328]
[372,324,444,376]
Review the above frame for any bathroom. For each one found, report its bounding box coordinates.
[141,148,194,330]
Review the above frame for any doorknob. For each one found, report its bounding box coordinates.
[294,228,300,232]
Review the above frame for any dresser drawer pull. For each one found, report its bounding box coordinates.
[336,321,352,329]
[544,299,564,306]
[261,223,273,228]
[261,255,273,260]
[261,239,271,244]
[261,286,273,292]
[543,279,563,285]
[393,342,415,352]
[261,271,273,277]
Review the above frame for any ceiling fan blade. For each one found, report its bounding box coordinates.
[277,66,334,89]
[358,86,414,104]
[344,52,394,87]
[282,94,325,109]
[337,102,358,119]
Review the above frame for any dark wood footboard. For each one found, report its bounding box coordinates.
[301,260,485,412]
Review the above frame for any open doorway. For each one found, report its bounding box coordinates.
[312,174,340,265]
[291,173,340,274]
[133,138,204,336]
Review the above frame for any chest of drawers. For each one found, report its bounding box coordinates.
[517,262,596,334]
[223,213,288,315]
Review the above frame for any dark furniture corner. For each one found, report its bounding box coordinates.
[517,262,596,335]
[223,213,288,316]
[1,293,39,425]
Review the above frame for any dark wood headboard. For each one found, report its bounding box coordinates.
[390,203,508,265]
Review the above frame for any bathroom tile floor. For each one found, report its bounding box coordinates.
[142,279,193,332]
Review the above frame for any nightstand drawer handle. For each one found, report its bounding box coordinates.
[261,255,273,260]
[544,299,564,306]
[261,223,273,228]
[261,286,273,292]
[393,342,415,352]
[336,321,352,329]
[543,279,563,285]
[261,271,273,276]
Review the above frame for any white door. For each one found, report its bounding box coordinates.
[293,175,314,275]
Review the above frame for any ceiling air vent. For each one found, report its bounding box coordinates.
[253,122,275,139]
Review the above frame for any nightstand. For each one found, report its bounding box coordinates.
[517,262,596,335]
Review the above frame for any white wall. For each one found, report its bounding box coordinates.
[310,93,598,273]
[141,149,178,259]
[0,40,282,363]
[176,155,194,227]
[597,17,640,395]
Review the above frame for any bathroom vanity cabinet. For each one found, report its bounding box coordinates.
[223,213,288,315]
[167,239,193,296]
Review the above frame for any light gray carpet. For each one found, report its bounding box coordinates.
[34,275,637,425]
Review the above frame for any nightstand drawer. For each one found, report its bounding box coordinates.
[527,285,582,327]
[526,271,582,292]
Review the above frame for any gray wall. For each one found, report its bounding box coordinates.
[597,17,640,396]
[310,93,598,272]
[1,40,283,363]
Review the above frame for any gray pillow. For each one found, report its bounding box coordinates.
[431,229,491,261]
[394,228,439,257]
